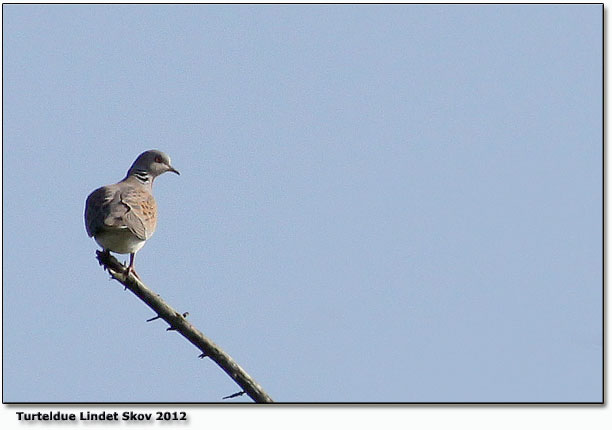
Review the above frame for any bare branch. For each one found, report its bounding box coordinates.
[95,251,274,403]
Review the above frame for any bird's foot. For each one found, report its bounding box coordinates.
[124,253,141,280]
[125,265,141,280]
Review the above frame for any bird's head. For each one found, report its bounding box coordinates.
[127,150,180,179]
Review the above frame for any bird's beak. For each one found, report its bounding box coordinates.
[168,165,180,175]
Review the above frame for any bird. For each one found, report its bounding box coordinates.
[85,150,179,278]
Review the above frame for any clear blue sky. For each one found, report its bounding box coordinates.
[3,4,602,402]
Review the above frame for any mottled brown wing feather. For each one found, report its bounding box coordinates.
[119,188,157,240]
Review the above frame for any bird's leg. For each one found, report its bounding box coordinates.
[126,253,141,280]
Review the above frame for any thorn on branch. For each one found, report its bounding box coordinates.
[146,315,161,322]
[198,352,208,359]
[222,391,246,400]
[166,311,189,330]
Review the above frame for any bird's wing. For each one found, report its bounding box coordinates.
[118,187,157,240]
[84,185,122,237]
[85,184,157,241]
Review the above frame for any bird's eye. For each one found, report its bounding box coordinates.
[155,156,162,163]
